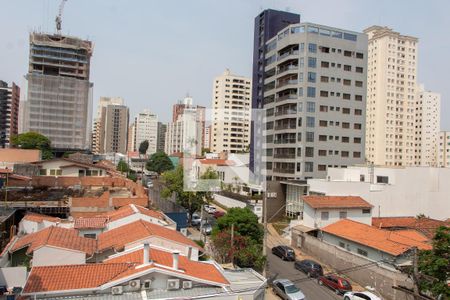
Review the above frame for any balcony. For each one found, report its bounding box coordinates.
[273,153,296,159]
[278,50,299,61]
[274,124,296,131]
[277,80,298,89]
[276,94,297,102]
[273,138,296,144]
[275,109,297,117]
[273,168,295,174]
[277,64,298,76]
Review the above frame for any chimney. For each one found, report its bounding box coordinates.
[187,246,192,260]
[172,250,180,270]
[143,243,150,264]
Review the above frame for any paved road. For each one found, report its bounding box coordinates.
[267,249,342,300]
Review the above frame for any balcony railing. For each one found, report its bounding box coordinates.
[276,94,297,102]
[273,168,295,174]
[274,124,296,131]
[277,80,298,88]
[278,65,298,75]
[278,50,299,61]
[275,109,297,116]
[273,153,296,159]
[273,139,296,144]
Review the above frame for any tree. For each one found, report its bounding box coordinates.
[213,207,263,243]
[117,159,129,173]
[10,132,53,159]
[138,140,149,156]
[418,226,450,298]
[146,151,174,174]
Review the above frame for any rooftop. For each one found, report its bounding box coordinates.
[302,195,373,209]
[321,219,432,256]
[372,216,449,239]
[199,159,235,166]
[22,212,60,223]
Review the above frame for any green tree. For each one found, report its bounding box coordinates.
[213,207,263,243]
[10,132,53,159]
[418,226,450,298]
[138,140,149,156]
[146,151,174,174]
[117,159,129,173]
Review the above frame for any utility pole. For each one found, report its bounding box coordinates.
[4,167,9,208]
[230,223,234,266]
[262,186,268,277]
[200,204,205,242]
[412,247,420,300]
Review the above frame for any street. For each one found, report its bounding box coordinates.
[267,249,342,300]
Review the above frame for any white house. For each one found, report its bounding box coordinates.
[33,158,109,177]
[301,195,373,229]
[307,165,450,220]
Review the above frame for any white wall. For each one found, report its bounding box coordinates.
[18,220,41,234]
[0,267,27,288]
[124,237,199,261]
[33,246,86,266]
[107,214,173,231]
[302,205,372,228]
[213,194,246,209]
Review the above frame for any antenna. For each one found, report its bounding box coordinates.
[55,0,68,35]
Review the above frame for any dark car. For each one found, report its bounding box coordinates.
[272,245,296,261]
[213,210,225,218]
[294,259,324,278]
[318,274,352,295]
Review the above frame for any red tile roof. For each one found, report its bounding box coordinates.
[112,197,148,208]
[74,217,108,229]
[0,149,41,163]
[105,247,229,285]
[10,226,96,256]
[303,196,373,209]
[105,204,165,222]
[98,220,201,252]
[322,219,432,256]
[372,217,450,239]
[23,263,135,293]
[22,212,60,223]
[199,159,235,166]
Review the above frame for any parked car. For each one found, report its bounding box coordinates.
[201,223,213,235]
[317,274,352,295]
[146,180,153,188]
[204,205,217,214]
[343,291,381,300]
[191,213,201,226]
[294,259,323,278]
[213,210,225,218]
[272,279,305,300]
[271,245,296,261]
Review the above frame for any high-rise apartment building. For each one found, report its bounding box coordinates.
[250,9,300,173]
[134,110,158,155]
[204,125,211,150]
[171,96,205,149]
[364,26,418,167]
[415,85,440,166]
[127,122,136,152]
[0,81,20,148]
[262,23,367,180]
[438,131,450,168]
[99,104,129,154]
[157,122,167,153]
[211,69,251,153]
[92,97,124,154]
[22,33,93,150]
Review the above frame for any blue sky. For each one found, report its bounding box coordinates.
[1,0,449,129]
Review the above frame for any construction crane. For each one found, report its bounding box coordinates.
[55,0,68,35]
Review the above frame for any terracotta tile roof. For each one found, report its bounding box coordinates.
[105,247,229,285]
[32,158,109,171]
[71,192,110,208]
[0,149,41,163]
[322,219,432,256]
[303,195,373,209]
[70,212,104,218]
[105,204,165,222]
[10,226,96,256]
[23,212,60,223]
[23,263,135,293]
[372,217,449,239]
[112,197,148,208]
[394,230,429,243]
[199,159,235,166]
[74,217,108,229]
[98,220,201,252]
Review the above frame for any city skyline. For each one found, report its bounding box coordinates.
[1,0,449,129]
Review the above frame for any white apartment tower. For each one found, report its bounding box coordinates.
[92,97,124,154]
[211,69,251,153]
[364,26,418,167]
[134,110,158,155]
[438,131,450,168]
[415,85,440,166]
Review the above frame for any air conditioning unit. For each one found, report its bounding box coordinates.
[182,281,193,289]
[143,279,152,289]
[128,279,141,290]
[111,286,123,295]
[167,279,180,290]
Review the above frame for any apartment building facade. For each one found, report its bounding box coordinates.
[415,85,440,166]
[165,108,202,156]
[92,97,124,154]
[438,131,450,168]
[0,81,20,148]
[364,26,418,167]
[23,33,93,150]
[211,69,251,154]
[156,122,166,152]
[134,110,158,155]
[263,23,367,180]
[99,104,129,154]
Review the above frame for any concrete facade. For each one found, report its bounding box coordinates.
[100,104,129,154]
[263,23,367,180]
[438,131,450,167]
[0,81,20,148]
[365,26,418,167]
[92,97,124,154]
[301,202,372,228]
[211,69,251,154]
[156,122,167,152]
[134,110,158,155]
[33,246,86,267]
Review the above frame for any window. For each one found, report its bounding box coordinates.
[353,152,361,158]
[319,135,327,141]
[355,66,363,73]
[298,118,302,127]
[355,81,363,87]
[308,72,316,83]
[356,52,364,59]
[355,95,363,101]
[39,169,47,176]
[318,150,327,156]
[320,91,329,97]
[84,233,96,239]
[362,208,371,214]
[344,50,352,57]
[343,93,351,100]
[339,211,347,219]
[321,76,329,83]
[321,211,329,220]
[341,151,349,157]
[342,122,350,129]
[300,43,305,52]
[354,137,361,144]
[354,123,362,130]
[299,72,304,82]
[306,116,315,127]
[360,174,365,182]
[306,102,315,113]
[354,109,362,115]
[339,242,345,248]
[319,120,328,127]
[357,248,368,257]
[376,176,389,184]
[307,87,316,97]
[296,162,301,172]
[306,132,314,142]
[56,169,62,176]
[308,43,317,53]
[342,108,350,114]
[343,79,351,86]
[305,162,314,172]
[320,105,328,112]
[308,57,317,68]
[343,65,351,71]
[299,57,304,68]
[321,61,329,68]
[305,147,314,157]
[318,164,326,171]
[342,136,349,143]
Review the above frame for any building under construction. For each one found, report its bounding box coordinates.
[22,32,93,151]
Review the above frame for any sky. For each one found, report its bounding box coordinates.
[1,0,449,129]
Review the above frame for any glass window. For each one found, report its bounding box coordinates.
[300,43,305,52]
[321,211,329,220]
[308,57,317,68]
[308,72,316,83]
[320,28,331,36]
[305,147,314,157]
[308,43,317,53]
[306,102,315,113]
[307,87,316,97]
[299,72,304,82]
[298,102,303,112]
[332,31,343,38]
[339,211,347,219]
[344,33,357,41]
[39,169,47,176]
[306,132,314,142]
[306,116,315,127]
[305,162,314,172]
[291,26,305,34]
[298,87,303,97]
[307,26,319,34]
[357,248,368,257]
[299,57,305,68]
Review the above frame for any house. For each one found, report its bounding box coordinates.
[301,195,373,229]
[32,158,109,177]
[4,226,96,267]
[21,243,266,300]
[0,149,41,169]
[372,216,449,240]
[320,219,432,266]
[18,212,65,235]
